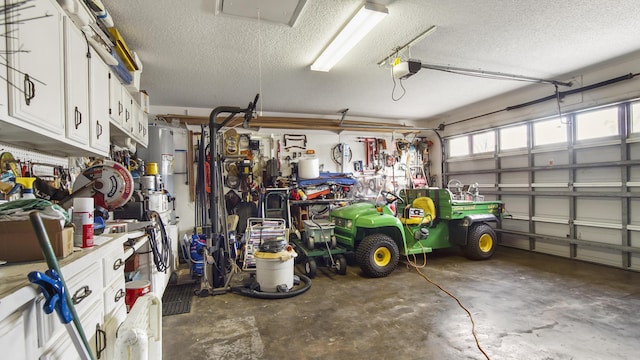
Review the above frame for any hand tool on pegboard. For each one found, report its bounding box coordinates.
[358,137,378,169]
[283,134,307,149]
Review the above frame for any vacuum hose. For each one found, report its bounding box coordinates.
[231,274,312,299]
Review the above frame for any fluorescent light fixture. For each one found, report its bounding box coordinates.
[311,2,388,72]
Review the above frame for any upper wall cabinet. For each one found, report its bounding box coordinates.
[5,0,65,136]
[63,17,89,146]
[89,48,111,154]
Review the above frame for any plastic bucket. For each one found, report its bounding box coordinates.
[255,249,297,292]
[125,280,151,312]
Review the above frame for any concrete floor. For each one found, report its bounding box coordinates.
[163,246,640,360]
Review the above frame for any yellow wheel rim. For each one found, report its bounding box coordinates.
[479,233,493,253]
[374,247,391,267]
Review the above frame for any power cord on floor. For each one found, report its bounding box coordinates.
[404,235,490,360]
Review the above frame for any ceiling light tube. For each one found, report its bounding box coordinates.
[311,2,388,72]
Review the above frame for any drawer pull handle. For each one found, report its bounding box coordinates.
[71,285,92,305]
[23,73,35,105]
[114,288,125,303]
[96,323,107,359]
[74,106,82,129]
[113,258,124,270]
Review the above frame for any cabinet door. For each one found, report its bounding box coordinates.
[89,48,111,154]
[0,303,38,360]
[63,17,89,145]
[6,0,65,135]
[121,88,134,134]
[137,107,149,147]
[108,72,124,126]
[38,304,103,360]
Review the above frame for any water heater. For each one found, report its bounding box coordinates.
[138,124,176,222]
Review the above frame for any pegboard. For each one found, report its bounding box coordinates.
[0,142,67,177]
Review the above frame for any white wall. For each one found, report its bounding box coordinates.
[148,112,435,238]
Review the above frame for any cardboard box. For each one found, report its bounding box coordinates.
[0,219,74,263]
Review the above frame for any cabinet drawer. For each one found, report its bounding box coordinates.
[66,261,102,316]
[102,244,126,286]
[36,262,102,348]
[103,276,126,318]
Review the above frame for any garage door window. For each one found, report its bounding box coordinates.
[632,102,640,134]
[448,136,469,157]
[533,117,567,146]
[500,124,527,151]
[575,107,619,141]
[472,131,495,154]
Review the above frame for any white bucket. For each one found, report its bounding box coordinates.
[298,158,319,179]
[255,249,297,292]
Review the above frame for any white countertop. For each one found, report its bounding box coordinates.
[0,232,132,320]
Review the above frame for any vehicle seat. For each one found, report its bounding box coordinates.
[400,197,436,225]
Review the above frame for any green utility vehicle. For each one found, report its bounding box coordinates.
[329,181,504,277]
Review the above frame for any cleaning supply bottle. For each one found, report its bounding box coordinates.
[15,177,37,199]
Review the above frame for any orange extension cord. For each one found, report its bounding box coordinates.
[404,251,490,360]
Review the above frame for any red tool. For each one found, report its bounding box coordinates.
[358,137,378,169]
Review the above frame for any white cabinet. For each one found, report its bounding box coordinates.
[0,233,135,360]
[122,87,134,134]
[63,16,89,145]
[5,0,65,136]
[89,48,112,154]
[108,72,124,126]
[134,105,148,147]
[0,302,38,360]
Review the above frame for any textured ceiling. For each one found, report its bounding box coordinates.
[105,0,640,122]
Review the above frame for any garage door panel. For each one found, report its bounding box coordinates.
[576,198,621,223]
[534,222,569,238]
[533,151,569,166]
[534,169,569,183]
[575,145,620,163]
[631,253,640,271]
[630,143,640,160]
[630,166,640,183]
[500,154,528,168]
[576,246,621,267]
[448,159,495,172]
[575,168,621,183]
[500,172,528,185]
[631,199,640,226]
[501,234,530,249]
[503,218,529,232]
[534,239,569,257]
[630,230,640,248]
[502,195,529,216]
[535,197,570,218]
[575,226,620,246]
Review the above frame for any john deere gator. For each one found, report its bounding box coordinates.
[329,182,504,277]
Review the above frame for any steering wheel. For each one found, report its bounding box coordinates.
[447,178,464,194]
[380,190,404,204]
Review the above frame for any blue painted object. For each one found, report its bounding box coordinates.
[28,269,72,324]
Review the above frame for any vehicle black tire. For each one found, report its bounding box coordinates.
[304,258,317,278]
[356,234,400,278]
[464,223,497,260]
[335,254,348,275]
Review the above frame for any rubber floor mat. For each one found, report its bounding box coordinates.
[162,282,197,316]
